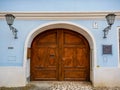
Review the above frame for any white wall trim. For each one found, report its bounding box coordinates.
[117,26,120,67]
[0,11,120,20]
[23,21,96,84]
[0,67,26,87]
[94,67,120,87]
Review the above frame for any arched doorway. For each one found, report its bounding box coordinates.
[30,28,90,81]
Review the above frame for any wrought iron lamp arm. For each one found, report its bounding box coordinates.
[103,13,116,39]
[9,25,18,39]
[103,25,111,38]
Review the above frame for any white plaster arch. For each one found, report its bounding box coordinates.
[23,21,96,84]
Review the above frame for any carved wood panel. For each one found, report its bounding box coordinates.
[31,29,90,81]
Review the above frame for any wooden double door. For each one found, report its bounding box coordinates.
[31,29,90,81]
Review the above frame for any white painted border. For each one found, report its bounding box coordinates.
[94,67,120,87]
[117,26,120,67]
[0,67,26,87]
[23,21,96,84]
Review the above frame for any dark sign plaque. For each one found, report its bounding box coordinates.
[102,45,112,54]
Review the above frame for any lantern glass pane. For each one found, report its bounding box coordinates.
[106,14,116,26]
[5,14,15,25]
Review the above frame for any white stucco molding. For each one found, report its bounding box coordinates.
[0,11,120,20]
[23,21,96,84]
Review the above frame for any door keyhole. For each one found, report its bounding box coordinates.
[50,54,55,58]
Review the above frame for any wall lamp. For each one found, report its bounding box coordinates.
[103,13,116,38]
[5,14,18,39]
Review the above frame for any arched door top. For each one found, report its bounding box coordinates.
[25,21,95,50]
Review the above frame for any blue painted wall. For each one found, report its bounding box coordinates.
[0,0,120,67]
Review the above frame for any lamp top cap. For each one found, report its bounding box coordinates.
[5,14,15,18]
[106,13,116,17]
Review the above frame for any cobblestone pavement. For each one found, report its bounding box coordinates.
[0,81,120,90]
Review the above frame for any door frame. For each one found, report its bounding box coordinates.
[23,21,96,84]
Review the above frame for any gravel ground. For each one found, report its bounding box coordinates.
[0,81,120,90]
